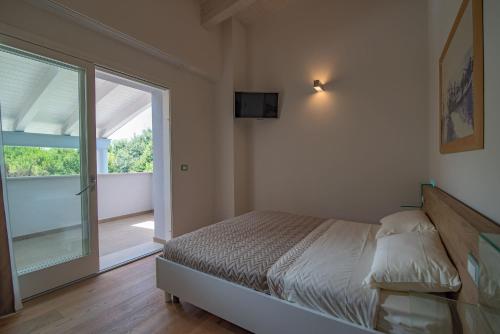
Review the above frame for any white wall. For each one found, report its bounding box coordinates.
[233,19,252,216]
[97,173,153,220]
[0,0,219,237]
[7,174,153,237]
[7,176,81,237]
[214,20,236,221]
[213,18,254,221]
[214,18,253,221]
[245,0,429,222]
[427,0,500,224]
[53,0,222,80]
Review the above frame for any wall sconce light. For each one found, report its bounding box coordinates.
[313,80,325,92]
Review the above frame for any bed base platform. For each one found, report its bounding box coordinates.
[163,292,180,304]
[156,256,379,334]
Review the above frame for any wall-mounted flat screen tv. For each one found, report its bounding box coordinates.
[234,92,279,118]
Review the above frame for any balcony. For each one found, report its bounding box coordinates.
[9,172,162,274]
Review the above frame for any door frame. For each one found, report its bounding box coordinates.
[94,66,172,259]
[0,34,99,299]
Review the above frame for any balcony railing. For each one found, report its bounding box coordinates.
[7,172,153,238]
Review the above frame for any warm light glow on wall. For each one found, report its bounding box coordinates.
[307,88,335,120]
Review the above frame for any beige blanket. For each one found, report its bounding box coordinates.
[163,211,325,293]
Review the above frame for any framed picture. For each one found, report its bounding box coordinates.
[439,0,484,154]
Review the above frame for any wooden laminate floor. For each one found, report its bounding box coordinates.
[99,213,161,256]
[0,255,250,334]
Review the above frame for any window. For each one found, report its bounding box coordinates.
[3,146,80,177]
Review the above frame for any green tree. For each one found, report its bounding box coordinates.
[3,146,80,177]
[108,129,153,173]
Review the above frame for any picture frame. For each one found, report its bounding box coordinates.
[439,0,484,154]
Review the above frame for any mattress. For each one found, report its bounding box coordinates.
[268,220,380,328]
[163,211,325,293]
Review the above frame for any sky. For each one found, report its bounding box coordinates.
[109,106,152,140]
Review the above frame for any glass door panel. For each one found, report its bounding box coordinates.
[0,36,97,298]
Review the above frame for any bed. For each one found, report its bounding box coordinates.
[156,186,500,334]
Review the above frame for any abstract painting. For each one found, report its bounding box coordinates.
[440,0,483,153]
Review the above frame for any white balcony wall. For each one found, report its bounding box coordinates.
[7,173,153,238]
[97,173,153,220]
[7,175,82,238]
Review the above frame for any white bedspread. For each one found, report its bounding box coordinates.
[268,220,380,328]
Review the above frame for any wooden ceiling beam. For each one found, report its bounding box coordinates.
[99,93,151,138]
[61,81,119,136]
[61,111,79,136]
[201,0,256,28]
[14,67,60,131]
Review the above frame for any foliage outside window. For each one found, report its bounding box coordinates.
[3,146,80,177]
[3,129,153,177]
[108,129,153,173]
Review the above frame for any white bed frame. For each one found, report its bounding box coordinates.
[156,257,380,334]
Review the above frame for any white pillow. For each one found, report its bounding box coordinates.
[376,210,436,239]
[364,231,461,292]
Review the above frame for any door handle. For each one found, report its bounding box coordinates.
[75,176,96,196]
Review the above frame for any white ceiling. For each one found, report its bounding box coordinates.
[95,77,151,138]
[0,48,151,139]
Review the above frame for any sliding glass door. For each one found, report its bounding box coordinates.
[0,35,98,299]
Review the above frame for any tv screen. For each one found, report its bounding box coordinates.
[234,92,279,118]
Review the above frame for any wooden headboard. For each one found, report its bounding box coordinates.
[422,186,500,304]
